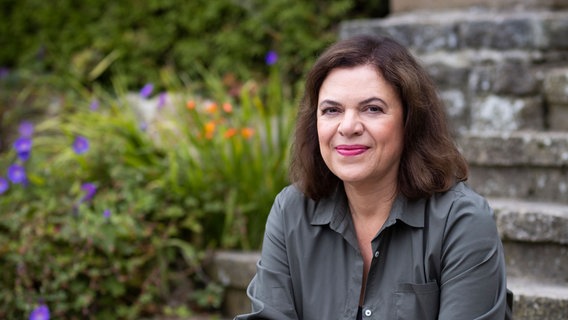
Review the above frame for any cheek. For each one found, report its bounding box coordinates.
[317,120,336,140]
[389,126,405,155]
[317,125,331,149]
[316,122,327,143]
[316,124,334,159]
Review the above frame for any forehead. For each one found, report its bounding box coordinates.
[318,65,398,102]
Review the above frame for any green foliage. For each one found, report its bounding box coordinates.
[0,1,390,316]
[0,70,78,153]
[0,0,387,88]
[0,64,295,317]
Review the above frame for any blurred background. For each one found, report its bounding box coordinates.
[2,0,568,319]
[0,1,387,319]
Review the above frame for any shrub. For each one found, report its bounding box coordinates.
[0,0,387,89]
[0,62,295,317]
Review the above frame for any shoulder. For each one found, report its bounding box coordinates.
[273,184,310,207]
[428,182,498,241]
[430,182,493,219]
[267,184,316,228]
[268,184,339,233]
[271,184,316,219]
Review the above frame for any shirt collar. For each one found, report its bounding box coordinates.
[389,194,425,228]
[310,185,348,226]
[310,187,426,229]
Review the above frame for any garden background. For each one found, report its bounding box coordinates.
[0,1,387,319]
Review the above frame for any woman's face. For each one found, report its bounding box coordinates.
[317,64,404,190]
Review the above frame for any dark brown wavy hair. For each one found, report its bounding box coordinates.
[289,34,468,201]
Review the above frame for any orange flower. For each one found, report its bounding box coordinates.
[204,121,216,139]
[241,127,255,139]
[224,128,238,138]
[205,102,218,114]
[186,100,196,110]
[222,102,233,113]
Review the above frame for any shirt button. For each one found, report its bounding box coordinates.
[364,309,372,317]
[374,251,380,258]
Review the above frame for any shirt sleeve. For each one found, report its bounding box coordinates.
[234,188,299,320]
[437,192,508,319]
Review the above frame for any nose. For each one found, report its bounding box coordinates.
[338,110,363,136]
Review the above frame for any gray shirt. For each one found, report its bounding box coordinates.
[235,182,507,319]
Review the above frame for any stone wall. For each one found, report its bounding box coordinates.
[340,9,568,133]
[391,0,568,13]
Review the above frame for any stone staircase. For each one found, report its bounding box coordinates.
[462,132,568,319]
[340,6,568,320]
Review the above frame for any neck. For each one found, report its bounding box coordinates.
[344,181,397,221]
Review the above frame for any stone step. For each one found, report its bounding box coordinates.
[207,251,260,317]
[391,0,568,13]
[339,10,568,53]
[504,241,568,285]
[489,197,568,285]
[459,131,568,167]
[458,131,568,203]
[490,197,568,245]
[507,277,568,320]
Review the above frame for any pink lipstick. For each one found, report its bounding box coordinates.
[335,145,368,156]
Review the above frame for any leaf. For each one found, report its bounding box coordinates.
[88,49,123,81]
[163,238,199,266]
[103,278,126,297]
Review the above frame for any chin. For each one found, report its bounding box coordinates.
[336,174,369,184]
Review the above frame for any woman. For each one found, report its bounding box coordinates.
[235,35,508,319]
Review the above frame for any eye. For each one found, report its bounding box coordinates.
[321,106,341,115]
[366,105,384,113]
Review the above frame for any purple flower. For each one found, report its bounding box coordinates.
[0,67,9,79]
[0,177,8,194]
[29,304,50,320]
[265,51,278,66]
[89,98,100,111]
[72,136,89,154]
[7,164,26,184]
[19,121,34,137]
[157,92,167,109]
[81,183,97,202]
[14,137,33,161]
[103,209,111,219]
[139,83,154,99]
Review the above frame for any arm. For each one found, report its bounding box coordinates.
[234,188,299,320]
[438,194,508,319]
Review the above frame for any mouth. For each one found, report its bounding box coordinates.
[335,145,369,156]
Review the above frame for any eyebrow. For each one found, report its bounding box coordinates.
[359,97,388,107]
[318,97,388,108]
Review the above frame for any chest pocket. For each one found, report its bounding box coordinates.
[393,281,439,320]
[390,201,440,320]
